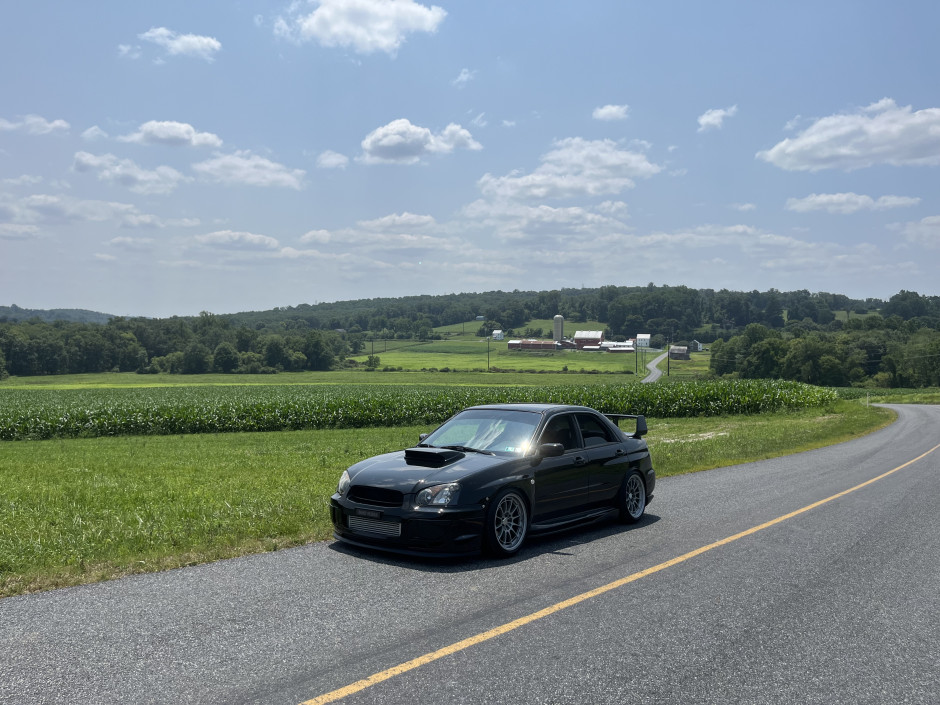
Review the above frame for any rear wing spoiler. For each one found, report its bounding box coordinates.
[605,413,648,439]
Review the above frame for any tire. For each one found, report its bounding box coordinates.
[484,489,528,557]
[618,470,647,524]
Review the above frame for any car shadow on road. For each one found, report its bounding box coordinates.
[326,512,661,573]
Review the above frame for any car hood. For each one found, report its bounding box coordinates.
[346,447,507,494]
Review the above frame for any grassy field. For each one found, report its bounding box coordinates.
[0,398,892,597]
[351,339,649,374]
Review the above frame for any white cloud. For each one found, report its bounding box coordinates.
[108,236,155,250]
[274,0,446,56]
[2,175,43,186]
[460,199,630,244]
[139,27,222,62]
[592,104,629,121]
[452,68,476,87]
[697,105,738,132]
[2,192,167,228]
[758,98,940,171]
[195,230,280,250]
[82,126,109,141]
[731,203,757,212]
[73,151,189,195]
[360,119,481,164]
[316,150,349,169]
[0,114,70,135]
[119,121,222,148]
[356,212,437,230]
[477,137,661,201]
[895,216,940,248]
[0,224,40,240]
[786,192,921,214]
[117,44,142,60]
[192,150,306,189]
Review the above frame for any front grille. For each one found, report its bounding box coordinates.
[348,516,402,537]
[348,486,404,507]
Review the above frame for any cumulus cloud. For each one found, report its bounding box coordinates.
[356,212,437,230]
[787,192,921,214]
[82,126,109,141]
[0,114,70,135]
[316,150,349,169]
[274,0,446,55]
[697,105,738,132]
[1,192,169,228]
[119,121,222,148]
[592,104,629,121]
[757,99,940,171]
[360,119,481,164]
[195,230,280,250]
[139,27,222,61]
[192,150,305,189]
[461,199,631,243]
[73,151,189,195]
[477,137,661,201]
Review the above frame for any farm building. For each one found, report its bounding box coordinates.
[669,346,690,360]
[690,340,704,352]
[574,330,604,348]
[492,330,504,341]
[636,333,651,348]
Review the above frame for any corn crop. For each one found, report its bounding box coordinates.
[0,379,837,441]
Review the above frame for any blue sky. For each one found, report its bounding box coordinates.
[2,0,939,318]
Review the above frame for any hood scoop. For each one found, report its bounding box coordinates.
[404,447,465,467]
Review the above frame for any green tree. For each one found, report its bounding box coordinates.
[213,342,239,373]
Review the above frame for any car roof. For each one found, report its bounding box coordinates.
[465,403,596,414]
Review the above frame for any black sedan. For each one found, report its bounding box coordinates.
[330,403,655,557]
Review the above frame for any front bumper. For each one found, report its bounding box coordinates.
[330,495,486,557]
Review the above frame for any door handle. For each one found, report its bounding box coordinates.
[574,456,587,466]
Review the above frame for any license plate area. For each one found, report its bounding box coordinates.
[356,508,382,520]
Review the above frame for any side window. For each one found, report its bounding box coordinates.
[576,413,615,447]
[539,414,579,451]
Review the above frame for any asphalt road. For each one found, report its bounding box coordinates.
[640,351,668,383]
[2,404,939,705]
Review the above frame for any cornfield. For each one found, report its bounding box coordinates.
[0,380,837,441]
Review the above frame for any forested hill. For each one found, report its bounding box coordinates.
[0,304,113,324]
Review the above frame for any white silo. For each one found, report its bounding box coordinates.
[553,314,564,341]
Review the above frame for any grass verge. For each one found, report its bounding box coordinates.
[0,400,892,597]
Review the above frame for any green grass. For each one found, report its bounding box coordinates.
[352,339,643,374]
[658,351,712,380]
[0,400,892,597]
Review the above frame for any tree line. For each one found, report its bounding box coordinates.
[1,287,939,386]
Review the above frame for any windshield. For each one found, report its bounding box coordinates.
[422,408,541,455]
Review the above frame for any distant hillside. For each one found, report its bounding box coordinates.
[0,304,113,324]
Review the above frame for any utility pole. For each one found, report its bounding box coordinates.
[487,336,490,371]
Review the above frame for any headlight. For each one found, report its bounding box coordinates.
[415,483,460,507]
[337,470,351,496]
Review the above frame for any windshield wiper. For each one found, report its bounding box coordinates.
[440,444,495,455]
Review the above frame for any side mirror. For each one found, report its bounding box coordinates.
[419,433,429,442]
[537,443,565,458]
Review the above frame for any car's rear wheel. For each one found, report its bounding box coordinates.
[618,470,647,523]
[485,489,528,557]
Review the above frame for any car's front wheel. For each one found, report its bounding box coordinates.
[618,470,647,524]
[484,488,528,557]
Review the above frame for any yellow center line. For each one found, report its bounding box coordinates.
[302,442,940,705]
